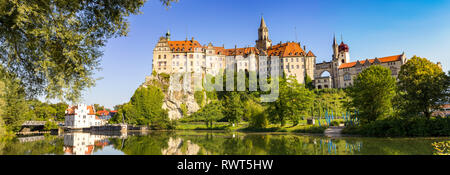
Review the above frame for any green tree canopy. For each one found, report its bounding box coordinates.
[0,66,28,131]
[119,85,170,128]
[0,0,177,102]
[348,65,396,124]
[397,56,449,118]
[267,76,314,126]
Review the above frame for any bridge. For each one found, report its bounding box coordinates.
[22,121,64,127]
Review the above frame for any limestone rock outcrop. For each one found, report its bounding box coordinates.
[141,74,200,120]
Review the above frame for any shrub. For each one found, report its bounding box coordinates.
[342,117,450,137]
[330,120,340,126]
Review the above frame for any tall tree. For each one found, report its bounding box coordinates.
[348,65,396,124]
[397,56,449,118]
[0,0,177,102]
[0,66,28,131]
[267,76,314,126]
[126,85,168,127]
[223,92,244,125]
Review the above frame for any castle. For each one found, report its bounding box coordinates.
[152,17,407,89]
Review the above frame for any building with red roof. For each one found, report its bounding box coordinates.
[65,104,106,129]
[313,33,410,89]
[152,16,316,85]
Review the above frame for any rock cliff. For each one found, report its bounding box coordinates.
[141,74,200,120]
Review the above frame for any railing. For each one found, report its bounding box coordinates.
[22,121,64,126]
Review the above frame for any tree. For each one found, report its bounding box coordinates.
[223,92,244,125]
[267,76,314,126]
[348,65,396,124]
[0,0,177,102]
[248,101,268,129]
[0,66,29,132]
[191,102,224,128]
[397,56,449,118]
[304,73,315,90]
[124,85,169,128]
[51,102,69,121]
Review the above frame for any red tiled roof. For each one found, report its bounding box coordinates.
[96,110,110,116]
[85,145,94,155]
[66,105,95,115]
[267,42,308,57]
[306,51,315,57]
[168,40,203,52]
[224,47,259,56]
[339,55,403,69]
[87,106,95,115]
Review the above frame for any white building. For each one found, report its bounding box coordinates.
[65,104,105,129]
[63,132,109,155]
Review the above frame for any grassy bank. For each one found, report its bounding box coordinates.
[175,119,339,134]
[342,117,450,137]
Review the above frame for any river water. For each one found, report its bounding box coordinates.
[0,131,449,155]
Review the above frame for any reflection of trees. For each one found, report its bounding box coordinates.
[0,136,64,155]
[109,132,173,155]
[432,141,450,155]
[181,133,449,155]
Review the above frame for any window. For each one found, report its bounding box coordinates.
[344,74,351,81]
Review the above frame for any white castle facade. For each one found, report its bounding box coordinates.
[151,17,409,89]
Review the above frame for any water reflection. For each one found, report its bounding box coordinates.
[0,131,449,155]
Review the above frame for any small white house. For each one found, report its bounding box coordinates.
[65,104,104,129]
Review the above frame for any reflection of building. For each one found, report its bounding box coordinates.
[433,104,450,117]
[63,132,109,155]
[314,37,407,89]
[65,104,106,129]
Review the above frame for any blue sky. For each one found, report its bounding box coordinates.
[79,0,450,108]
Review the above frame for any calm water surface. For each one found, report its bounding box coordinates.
[1,131,449,155]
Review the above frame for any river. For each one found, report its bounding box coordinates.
[0,131,449,155]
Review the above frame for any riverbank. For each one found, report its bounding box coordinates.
[174,120,340,134]
[342,117,450,137]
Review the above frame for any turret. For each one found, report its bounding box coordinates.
[256,16,272,51]
[165,30,171,41]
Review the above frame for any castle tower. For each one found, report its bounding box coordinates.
[256,16,272,51]
[337,41,350,65]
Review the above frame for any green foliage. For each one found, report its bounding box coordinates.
[180,103,188,117]
[119,85,171,129]
[304,74,315,90]
[313,89,350,118]
[0,0,157,101]
[0,66,28,132]
[248,102,268,129]
[190,102,224,128]
[348,66,396,124]
[194,90,204,107]
[397,56,449,118]
[223,92,244,125]
[342,117,450,137]
[44,120,58,131]
[330,120,341,126]
[267,76,314,126]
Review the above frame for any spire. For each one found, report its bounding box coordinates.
[260,16,267,28]
[333,34,338,46]
[165,29,171,41]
